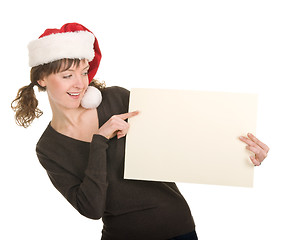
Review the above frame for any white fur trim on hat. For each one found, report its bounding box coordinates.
[81,86,102,109]
[28,31,95,67]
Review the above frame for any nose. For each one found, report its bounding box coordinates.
[73,73,86,89]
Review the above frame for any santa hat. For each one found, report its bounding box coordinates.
[28,22,102,109]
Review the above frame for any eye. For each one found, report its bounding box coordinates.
[82,71,89,76]
[63,74,72,79]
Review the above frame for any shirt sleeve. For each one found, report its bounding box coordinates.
[36,134,109,220]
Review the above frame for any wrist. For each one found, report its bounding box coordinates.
[97,129,112,140]
[92,133,109,142]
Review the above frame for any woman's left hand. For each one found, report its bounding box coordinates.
[239,133,269,166]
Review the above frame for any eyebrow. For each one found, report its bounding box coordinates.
[61,65,89,72]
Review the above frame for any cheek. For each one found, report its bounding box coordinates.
[82,79,89,93]
[84,77,89,87]
[46,79,68,99]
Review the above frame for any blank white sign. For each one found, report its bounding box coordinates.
[124,88,258,187]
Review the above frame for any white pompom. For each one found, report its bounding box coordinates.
[81,86,102,109]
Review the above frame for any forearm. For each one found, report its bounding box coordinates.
[73,134,109,219]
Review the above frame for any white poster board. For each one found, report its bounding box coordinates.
[124,88,258,187]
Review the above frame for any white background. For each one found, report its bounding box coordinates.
[1,0,283,239]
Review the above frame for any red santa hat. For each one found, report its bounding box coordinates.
[28,23,102,109]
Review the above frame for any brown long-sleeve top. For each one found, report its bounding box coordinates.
[36,86,195,240]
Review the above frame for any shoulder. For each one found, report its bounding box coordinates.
[101,86,129,100]
[100,86,130,113]
[97,86,130,124]
[36,124,80,159]
[36,125,55,166]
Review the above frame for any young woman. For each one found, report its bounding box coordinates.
[11,23,269,240]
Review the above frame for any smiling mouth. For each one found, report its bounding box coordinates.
[67,92,80,96]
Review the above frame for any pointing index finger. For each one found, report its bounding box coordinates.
[117,111,139,120]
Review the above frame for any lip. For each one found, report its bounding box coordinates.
[67,92,81,99]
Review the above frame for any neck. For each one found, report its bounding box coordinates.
[50,100,85,131]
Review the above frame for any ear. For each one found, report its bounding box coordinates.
[37,78,47,88]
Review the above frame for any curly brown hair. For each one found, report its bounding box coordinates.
[11,58,105,128]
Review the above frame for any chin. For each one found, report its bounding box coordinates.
[61,101,82,110]
[70,103,82,109]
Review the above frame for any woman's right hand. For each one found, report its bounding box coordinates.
[97,111,139,139]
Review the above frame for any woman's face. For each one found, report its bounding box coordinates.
[38,60,89,110]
